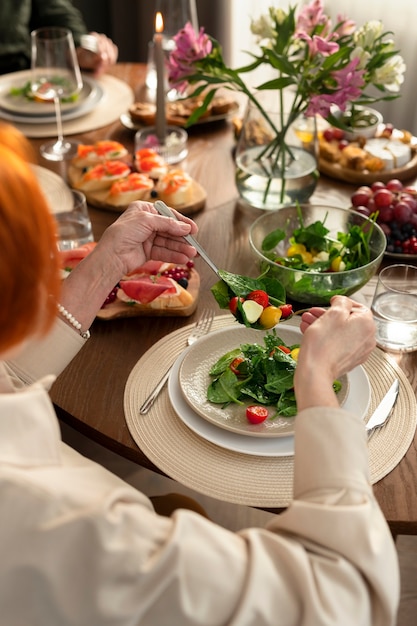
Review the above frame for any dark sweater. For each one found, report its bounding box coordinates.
[0,0,87,74]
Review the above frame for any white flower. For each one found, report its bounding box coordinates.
[351,46,371,70]
[354,20,384,49]
[250,14,276,43]
[373,55,406,92]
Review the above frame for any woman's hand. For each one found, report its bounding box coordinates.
[294,296,376,410]
[94,202,198,279]
[76,32,118,76]
[60,202,198,331]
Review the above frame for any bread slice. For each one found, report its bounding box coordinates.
[154,169,193,207]
[107,172,154,206]
[74,160,131,192]
[72,141,128,168]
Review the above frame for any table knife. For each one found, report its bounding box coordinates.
[366,379,399,431]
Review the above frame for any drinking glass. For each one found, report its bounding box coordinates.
[54,190,94,251]
[31,27,83,161]
[371,264,417,352]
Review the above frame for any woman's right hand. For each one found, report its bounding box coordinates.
[294,296,376,410]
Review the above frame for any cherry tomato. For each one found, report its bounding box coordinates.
[230,356,245,375]
[246,289,269,309]
[259,305,282,329]
[279,304,293,318]
[229,296,244,316]
[246,405,268,424]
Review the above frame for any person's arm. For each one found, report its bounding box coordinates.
[6,202,198,383]
[31,0,118,74]
[31,0,88,45]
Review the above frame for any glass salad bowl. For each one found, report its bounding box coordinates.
[249,204,386,305]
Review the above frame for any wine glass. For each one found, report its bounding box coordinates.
[30,27,83,161]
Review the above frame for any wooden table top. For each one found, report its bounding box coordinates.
[27,64,417,536]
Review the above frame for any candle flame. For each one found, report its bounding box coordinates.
[155,12,164,33]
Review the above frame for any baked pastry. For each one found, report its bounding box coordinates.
[107,173,154,206]
[128,102,156,125]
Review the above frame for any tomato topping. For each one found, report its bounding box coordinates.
[230,356,245,375]
[279,304,293,319]
[229,296,244,316]
[246,289,269,309]
[246,405,268,424]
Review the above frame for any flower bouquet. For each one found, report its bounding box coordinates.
[167,0,406,207]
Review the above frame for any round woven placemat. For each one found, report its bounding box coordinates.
[124,315,417,508]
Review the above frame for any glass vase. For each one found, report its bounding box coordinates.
[235,94,319,210]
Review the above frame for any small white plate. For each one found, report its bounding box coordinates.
[169,348,370,457]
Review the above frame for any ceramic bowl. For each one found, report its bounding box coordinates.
[334,106,383,141]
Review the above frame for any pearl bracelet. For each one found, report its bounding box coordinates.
[57,304,91,340]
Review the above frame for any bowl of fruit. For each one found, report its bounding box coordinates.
[249,204,386,305]
[351,178,417,257]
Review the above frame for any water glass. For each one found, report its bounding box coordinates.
[371,264,417,352]
[55,190,94,251]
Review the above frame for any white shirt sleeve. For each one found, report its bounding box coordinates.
[5,317,87,386]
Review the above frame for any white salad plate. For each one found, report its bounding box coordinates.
[169,346,370,457]
[0,71,103,123]
[178,326,348,438]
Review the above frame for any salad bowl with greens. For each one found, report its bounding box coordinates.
[249,204,386,305]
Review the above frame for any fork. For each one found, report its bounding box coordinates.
[139,309,215,414]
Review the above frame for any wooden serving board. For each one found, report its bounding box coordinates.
[68,165,206,216]
[319,151,417,184]
[96,269,200,320]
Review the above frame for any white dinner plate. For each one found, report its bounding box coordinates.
[178,325,348,438]
[0,73,103,124]
[169,347,370,457]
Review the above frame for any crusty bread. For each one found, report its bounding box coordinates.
[74,160,131,192]
[107,173,154,206]
[154,169,193,206]
[72,141,128,169]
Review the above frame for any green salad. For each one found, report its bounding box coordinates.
[207,330,299,418]
[207,330,341,420]
[261,204,378,273]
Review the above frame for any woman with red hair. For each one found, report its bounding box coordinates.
[0,124,398,625]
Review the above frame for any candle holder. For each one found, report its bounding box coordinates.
[135,126,188,164]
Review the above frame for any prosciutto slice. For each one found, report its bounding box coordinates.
[118,276,179,304]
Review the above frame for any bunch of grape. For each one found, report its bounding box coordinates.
[351,179,417,254]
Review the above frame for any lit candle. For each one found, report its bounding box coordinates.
[154,11,167,143]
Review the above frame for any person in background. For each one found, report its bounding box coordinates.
[0,122,399,625]
[0,0,118,76]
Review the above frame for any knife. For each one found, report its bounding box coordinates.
[366,379,399,431]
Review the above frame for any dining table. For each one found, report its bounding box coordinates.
[19,63,417,538]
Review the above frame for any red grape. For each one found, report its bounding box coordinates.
[386,178,403,192]
[393,202,413,224]
[371,181,386,192]
[351,188,372,207]
[373,188,394,208]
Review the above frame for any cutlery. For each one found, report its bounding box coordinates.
[139,309,214,414]
[366,379,399,433]
[154,200,220,277]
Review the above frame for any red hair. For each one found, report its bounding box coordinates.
[0,126,61,353]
